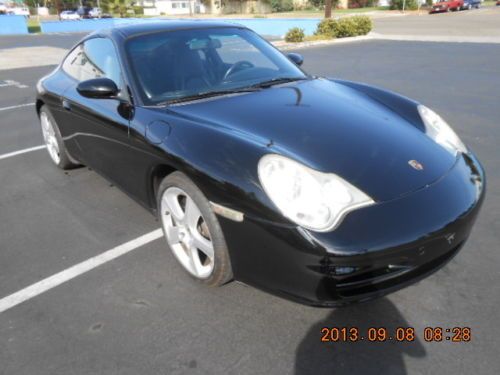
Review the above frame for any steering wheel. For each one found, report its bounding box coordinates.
[223,61,255,81]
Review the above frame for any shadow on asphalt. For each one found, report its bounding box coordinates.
[294,298,426,375]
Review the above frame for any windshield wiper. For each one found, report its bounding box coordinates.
[153,78,307,106]
[157,87,259,106]
[251,77,308,89]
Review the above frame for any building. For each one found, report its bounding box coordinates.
[141,0,205,15]
[140,0,272,15]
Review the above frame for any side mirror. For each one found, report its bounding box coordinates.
[287,53,304,67]
[77,78,119,99]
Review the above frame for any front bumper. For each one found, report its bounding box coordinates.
[219,153,485,306]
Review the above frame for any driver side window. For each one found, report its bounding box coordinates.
[62,38,122,88]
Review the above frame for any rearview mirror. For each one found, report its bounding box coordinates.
[77,78,119,99]
[189,38,222,50]
[287,53,304,67]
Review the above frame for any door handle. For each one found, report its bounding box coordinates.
[62,99,71,111]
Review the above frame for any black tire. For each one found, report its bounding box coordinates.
[39,105,79,170]
[157,171,233,287]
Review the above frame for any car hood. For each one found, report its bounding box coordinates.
[168,78,457,202]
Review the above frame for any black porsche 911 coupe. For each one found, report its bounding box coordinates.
[36,21,485,306]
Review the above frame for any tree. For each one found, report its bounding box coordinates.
[325,0,332,17]
[270,0,294,12]
[324,0,340,18]
[104,0,132,17]
[309,0,324,7]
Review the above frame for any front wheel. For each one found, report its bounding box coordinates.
[39,105,78,169]
[157,172,233,286]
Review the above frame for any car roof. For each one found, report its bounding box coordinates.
[92,20,248,41]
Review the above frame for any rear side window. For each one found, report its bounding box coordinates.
[62,38,122,87]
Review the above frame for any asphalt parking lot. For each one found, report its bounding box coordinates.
[1,14,500,375]
[373,4,500,37]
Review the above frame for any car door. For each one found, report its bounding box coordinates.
[60,37,135,190]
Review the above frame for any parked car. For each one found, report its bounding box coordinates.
[35,21,485,306]
[0,1,8,14]
[88,7,102,18]
[60,10,80,20]
[430,0,463,13]
[497,0,500,5]
[7,6,30,17]
[76,5,92,19]
[461,0,480,9]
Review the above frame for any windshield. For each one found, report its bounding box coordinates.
[126,27,306,105]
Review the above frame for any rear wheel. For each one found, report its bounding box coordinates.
[157,172,233,286]
[39,105,78,169]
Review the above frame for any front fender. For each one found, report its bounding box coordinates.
[161,113,289,225]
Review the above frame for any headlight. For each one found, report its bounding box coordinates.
[418,105,467,155]
[258,154,375,232]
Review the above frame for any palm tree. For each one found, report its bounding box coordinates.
[325,0,332,18]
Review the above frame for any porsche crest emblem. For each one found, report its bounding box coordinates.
[408,160,424,171]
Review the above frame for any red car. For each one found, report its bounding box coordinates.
[430,0,464,13]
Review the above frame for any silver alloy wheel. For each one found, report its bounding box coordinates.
[40,111,61,164]
[161,186,215,279]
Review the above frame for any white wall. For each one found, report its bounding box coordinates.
[144,0,205,16]
[37,7,49,16]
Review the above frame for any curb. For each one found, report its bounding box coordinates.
[369,32,500,44]
[273,32,500,50]
[272,34,374,50]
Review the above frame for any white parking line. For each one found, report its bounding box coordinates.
[0,145,46,161]
[0,228,164,314]
[0,103,43,160]
[0,80,28,89]
[0,103,35,112]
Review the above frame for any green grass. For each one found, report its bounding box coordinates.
[27,18,41,33]
[329,6,390,13]
[273,6,389,17]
